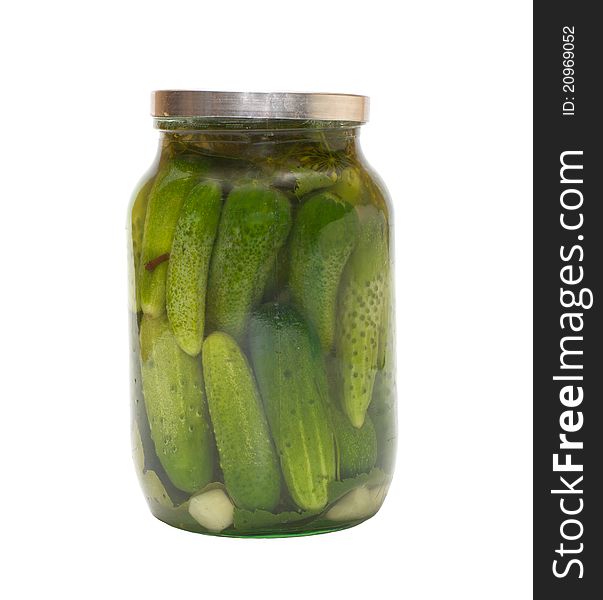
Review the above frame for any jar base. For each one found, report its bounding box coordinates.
[150,507,376,539]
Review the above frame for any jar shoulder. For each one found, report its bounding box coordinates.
[128,159,161,216]
[127,135,393,225]
[352,150,393,219]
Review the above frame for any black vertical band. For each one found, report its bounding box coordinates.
[534,2,602,597]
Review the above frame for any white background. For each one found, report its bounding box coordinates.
[0,1,532,598]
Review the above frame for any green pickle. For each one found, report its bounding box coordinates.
[129,173,156,313]
[130,115,396,536]
[202,331,281,512]
[139,315,214,493]
[336,205,388,428]
[206,184,292,341]
[249,303,336,511]
[139,156,213,317]
[289,191,359,351]
[166,180,223,356]
[331,167,363,205]
[330,406,378,479]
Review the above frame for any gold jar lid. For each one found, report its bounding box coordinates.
[151,90,369,123]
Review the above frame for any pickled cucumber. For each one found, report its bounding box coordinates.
[331,167,362,205]
[129,174,156,313]
[139,157,212,317]
[289,192,358,351]
[166,180,222,356]
[293,167,336,198]
[139,314,214,493]
[249,304,336,511]
[330,406,377,479]
[336,205,388,428]
[206,184,291,340]
[202,332,281,511]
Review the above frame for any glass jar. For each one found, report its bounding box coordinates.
[128,91,396,537]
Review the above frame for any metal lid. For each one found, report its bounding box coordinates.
[151,90,369,123]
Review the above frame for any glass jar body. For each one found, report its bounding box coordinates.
[128,121,396,537]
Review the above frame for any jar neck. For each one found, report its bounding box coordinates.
[154,117,362,161]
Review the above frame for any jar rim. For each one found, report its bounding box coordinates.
[151,90,369,123]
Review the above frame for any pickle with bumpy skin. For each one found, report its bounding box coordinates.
[249,303,336,511]
[140,314,214,493]
[289,191,358,351]
[166,180,222,356]
[202,332,281,512]
[206,184,291,340]
[336,205,388,428]
[139,157,212,317]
